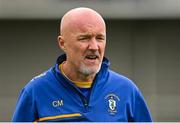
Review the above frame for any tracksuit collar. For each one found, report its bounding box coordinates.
[54,53,110,89]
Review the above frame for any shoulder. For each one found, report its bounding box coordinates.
[107,70,145,103]
[23,68,54,93]
[107,70,139,91]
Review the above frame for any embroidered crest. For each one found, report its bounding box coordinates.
[105,93,120,115]
[109,97,116,111]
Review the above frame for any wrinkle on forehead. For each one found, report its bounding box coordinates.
[60,7,106,37]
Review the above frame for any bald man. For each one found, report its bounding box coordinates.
[12,7,152,122]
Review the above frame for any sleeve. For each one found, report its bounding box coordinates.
[132,87,152,122]
[12,88,37,122]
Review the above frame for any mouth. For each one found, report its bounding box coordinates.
[85,55,99,60]
[84,54,100,64]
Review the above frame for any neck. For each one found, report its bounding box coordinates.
[62,61,96,82]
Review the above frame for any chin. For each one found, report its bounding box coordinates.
[79,64,101,75]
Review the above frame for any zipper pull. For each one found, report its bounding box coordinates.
[84,99,88,107]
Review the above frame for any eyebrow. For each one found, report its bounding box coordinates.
[78,33,105,37]
[96,34,105,37]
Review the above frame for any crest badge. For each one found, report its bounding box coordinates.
[105,93,120,115]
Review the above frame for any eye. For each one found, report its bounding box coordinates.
[78,35,91,41]
[78,37,88,40]
[97,37,104,40]
[96,36,105,41]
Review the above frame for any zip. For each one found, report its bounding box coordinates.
[52,67,90,109]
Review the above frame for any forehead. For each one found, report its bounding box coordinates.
[71,19,105,36]
[61,8,106,37]
[72,10,105,28]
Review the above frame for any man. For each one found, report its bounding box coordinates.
[12,7,152,122]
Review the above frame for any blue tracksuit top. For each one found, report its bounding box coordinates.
[12,54,152,122]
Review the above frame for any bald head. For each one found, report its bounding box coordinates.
[60,7,106,37]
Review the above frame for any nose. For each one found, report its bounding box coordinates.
[88,37,99,51]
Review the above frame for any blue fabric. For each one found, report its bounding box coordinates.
[78,88,91,98]
[12,54,152,122]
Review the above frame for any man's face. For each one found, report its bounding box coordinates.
[63,18,106,75]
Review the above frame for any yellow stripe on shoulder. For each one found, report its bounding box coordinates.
[34,113,82,122]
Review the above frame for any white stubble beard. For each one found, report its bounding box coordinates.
[79,61,102,76]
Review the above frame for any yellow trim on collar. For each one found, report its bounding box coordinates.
[59,63,92,88]
[34,113,82,122]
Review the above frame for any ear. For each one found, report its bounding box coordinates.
[57,35,66,52]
